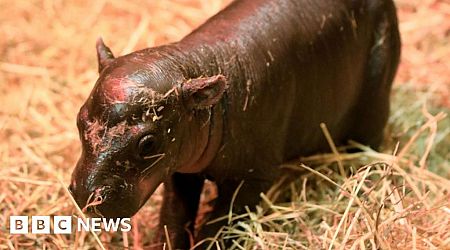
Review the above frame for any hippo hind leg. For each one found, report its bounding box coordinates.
[347,1,401,150]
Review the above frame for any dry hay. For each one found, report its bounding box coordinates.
[0,0,449,249]
[204,106,449,249]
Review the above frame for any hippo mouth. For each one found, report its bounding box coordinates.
[78,185,140,219]
[70,165,166,219]
[136,166,167,208]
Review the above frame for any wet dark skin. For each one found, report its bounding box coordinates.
[69,0,401,249]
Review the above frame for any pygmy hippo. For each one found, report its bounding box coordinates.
[69,0,400,248]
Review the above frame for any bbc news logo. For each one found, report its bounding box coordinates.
[9,216,131,234]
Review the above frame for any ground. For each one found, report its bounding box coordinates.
[0,0,448,249]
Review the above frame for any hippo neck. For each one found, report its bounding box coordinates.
[176,102,224,173]
[156,0,291,172]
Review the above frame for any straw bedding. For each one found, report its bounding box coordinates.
[0,0,448,249]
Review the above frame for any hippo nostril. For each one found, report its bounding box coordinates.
[68,185,74,195]
[91,185,115,203]
[94,187,103,196]
[82,189,105,215]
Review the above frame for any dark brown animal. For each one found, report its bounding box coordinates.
[69,0,400,248]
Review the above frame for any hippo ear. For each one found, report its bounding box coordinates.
[96,37,115,73]
[182,75,228,109]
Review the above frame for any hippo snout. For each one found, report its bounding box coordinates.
[69,183,140,218]
[69,165,140,218]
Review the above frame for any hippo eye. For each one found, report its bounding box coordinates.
[137,134,157,159]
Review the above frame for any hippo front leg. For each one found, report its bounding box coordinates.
[155,173,204,249]
[196,178,273,249]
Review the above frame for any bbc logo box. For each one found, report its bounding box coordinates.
[10,216,72,234]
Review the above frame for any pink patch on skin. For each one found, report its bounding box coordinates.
[106,121,127,138]
[80,108,88,120]
[102,77,138,104]
[129,126,141,135]
[84,120,139,156]
[84,119,105,155]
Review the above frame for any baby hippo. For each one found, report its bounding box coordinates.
[69,0,400,248]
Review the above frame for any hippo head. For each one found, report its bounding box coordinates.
[69,39,227,218]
